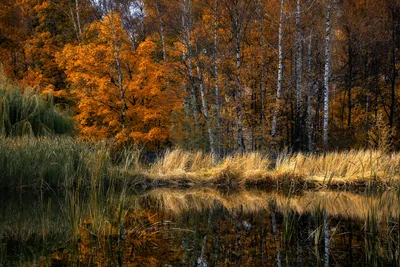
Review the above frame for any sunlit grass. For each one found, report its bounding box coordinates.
[1,136,399,190]
[145,149,400,189]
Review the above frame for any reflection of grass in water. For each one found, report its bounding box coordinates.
[1,187,399,266]
[0,191,70,266]
[364,191,400,266]
[146,188,399,221]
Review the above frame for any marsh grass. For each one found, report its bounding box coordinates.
[147,150,272,186]
[274,150,400,187]
[0,82,73,138]
[144,149,400,189]
[0,137,115,189]
[1,135,399,191]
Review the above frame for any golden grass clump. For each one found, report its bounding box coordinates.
[147,151,271,185]
[144,149,400,188]
[274,150,400,185]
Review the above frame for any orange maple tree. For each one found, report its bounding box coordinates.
[58,13,182,149]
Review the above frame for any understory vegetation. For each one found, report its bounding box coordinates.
[0,83,73,137]
[1,137,399,190]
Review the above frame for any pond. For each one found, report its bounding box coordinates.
[1,188,399,266]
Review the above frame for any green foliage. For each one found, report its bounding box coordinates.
[0,86,73,137]
[0,137,110,189]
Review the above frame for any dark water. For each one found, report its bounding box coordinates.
[0,188,399,266]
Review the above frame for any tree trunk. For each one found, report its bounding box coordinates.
[295,0,303,148]
[111,14,127,129]
[182,0,198,124]
[323,0,332,147]
[197,65,216,156]
[234,0,245,152]
[257,0,266,127]
[155,0,167,61]
[214,0,222,156]
[75,0,82,38]
[271,0,285,143]
[389,12,396,129]
[347,32,353,129]
[307,30,313,152]
[68,0,80,43]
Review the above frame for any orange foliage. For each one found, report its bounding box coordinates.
[58,13,182,149]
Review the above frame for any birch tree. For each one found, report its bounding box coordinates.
[323,0,332,147]
[271,0,285,143]
[197,64,216,155]
[182,0,198,123]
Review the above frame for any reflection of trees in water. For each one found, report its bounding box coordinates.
[0,189,398,266]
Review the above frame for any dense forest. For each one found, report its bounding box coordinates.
[0,0,399,153]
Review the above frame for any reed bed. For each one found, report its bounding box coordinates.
[146,149,272,186]
[274,150,400,186]
[146,149,400,189]
[0,137,113,189]
[1,136,399,190]
[0,85,73,137]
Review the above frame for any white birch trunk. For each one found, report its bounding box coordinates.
[75,0,82,38]
[323,0,332,147]
[271,0,285,141]
[181,0,192,120]
[197,65,215,156]
[183,0,198,122]
[155,0,167,61]
[68,0,80,43]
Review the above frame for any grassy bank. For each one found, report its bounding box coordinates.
[1,137,399,190]
[144,149,400,189]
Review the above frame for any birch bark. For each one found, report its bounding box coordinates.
[271,0,285,142]
[197,65,215,155]
[323,0,332,147]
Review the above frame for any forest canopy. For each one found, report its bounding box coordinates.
[0,0,399,152]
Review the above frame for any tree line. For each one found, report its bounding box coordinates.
[0,0,399,153]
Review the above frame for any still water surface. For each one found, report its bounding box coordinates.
[1,188,399,266]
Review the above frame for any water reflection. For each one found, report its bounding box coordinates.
[0,188,399,266]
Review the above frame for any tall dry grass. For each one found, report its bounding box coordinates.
[274,150,400,185]
[145,149,400,188]
[147,149,271,185]
[1,136,399,190]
